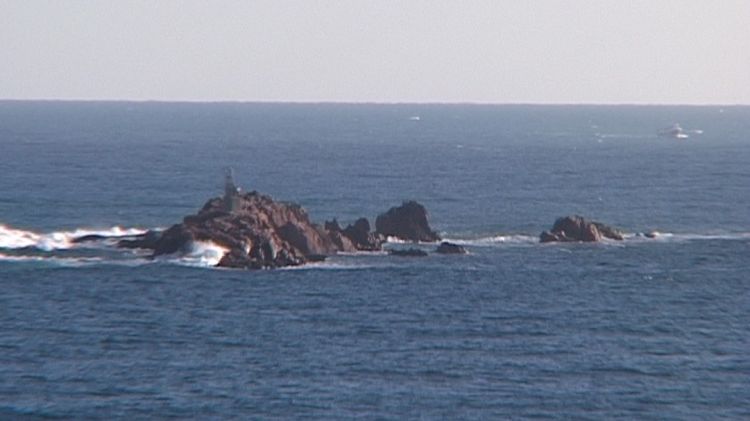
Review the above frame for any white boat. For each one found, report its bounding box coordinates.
[658,123,689,139]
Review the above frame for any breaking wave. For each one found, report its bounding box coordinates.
[0,223,147,251]
[0,221,224,269]
[0,222,153,268]
[155,241,228,268]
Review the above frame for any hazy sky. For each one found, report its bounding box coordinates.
[2,0,749,104]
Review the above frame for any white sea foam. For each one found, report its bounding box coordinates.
[596,133,655,139]
[0,252,156,268]
[337,250,388,256]
[0,223,147,251]
[628,231,750,243]
[385,236,440,245]
[442,234,538,247]
[0,224,39,249]
[0,252,106,266]
[385,236,408,244]
[281,261,381,271]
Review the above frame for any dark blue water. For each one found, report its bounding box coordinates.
[1,102,749,419]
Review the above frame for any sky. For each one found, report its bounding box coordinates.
[1,0,749,104]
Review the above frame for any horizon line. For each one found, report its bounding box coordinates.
[1,98,748,107]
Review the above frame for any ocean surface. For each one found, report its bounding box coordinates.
[1,101,748,419]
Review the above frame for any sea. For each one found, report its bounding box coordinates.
[1,101,748,419]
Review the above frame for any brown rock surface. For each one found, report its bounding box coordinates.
[540,215,624,243]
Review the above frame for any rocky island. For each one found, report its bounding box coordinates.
[121,170,442,269]
[109,173,644,269]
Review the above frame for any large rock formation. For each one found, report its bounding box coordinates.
[120,189,437,269]
[150,192,354,268]
[131,190,397,269]
[375,201,441,242]
[540,215,624,243]
[114,169,442,270]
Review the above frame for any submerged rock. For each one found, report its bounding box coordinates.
[375,201,441,242]
[73,230,161,246]
[388,248,429,257]
[71,234,110,244]
[540,215,624,243]
[117,230,162,249]
[435,241,467,254]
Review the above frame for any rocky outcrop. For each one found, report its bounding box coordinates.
[325,218,384,251]
[323,219,357,251]
[375,201,440,242]
[540,215,624,243]
[435,242,467,254]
